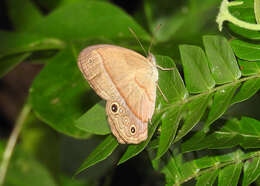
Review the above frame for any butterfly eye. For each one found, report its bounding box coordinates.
[130,125,136,135]
[111,102,119,114]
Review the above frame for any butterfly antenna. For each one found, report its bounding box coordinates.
[128,27,148,56]
[148,24,162,55]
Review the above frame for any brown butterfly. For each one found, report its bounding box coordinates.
[77,44,159,144]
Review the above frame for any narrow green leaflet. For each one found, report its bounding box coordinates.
[75,135,118,175]
[204,84,240,130]
[161,152,184,185]
[156,55,188,104]
[218,162,242,186]
[0,31,65,59]
[179,45,215,93]
[231,39,260,61]
[183,117,260,152]
[196,169,218,186]
[232,78,260,104]
[118,115,161,165]
[156,106,182,159]
[203,35,241,84]
[240,117,260,148]
[0,53,31,78]
[6,0,43,31]
[30,48,95,138]
[238,60,260,76]
[76,100,110,135]
[28,1,150,41]
[242,156,260,186]
[181,131,207,153]
[174,94,210,142]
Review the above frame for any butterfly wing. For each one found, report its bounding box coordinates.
[78,45,158,144]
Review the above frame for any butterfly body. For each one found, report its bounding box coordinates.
[78,44,158,144]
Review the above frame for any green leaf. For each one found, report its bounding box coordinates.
[30,48,95,138]
[161,152,184,185]
[204,84,240,130]
[28,1,150,41]
[196,169,218,186]
[231,39,260,61]
[0,31,65,59]
[6,0,43,31]
[232,77,260,104]
[238,60,260,76]
[179,45,215,93]
[0,53,31,78]
[75,100,110,135]
[75,135,118,174]
[243,156,260,186]
[118,115,161,165]
[156,106,182,159]
[203,35,241,84]
[181,131,206,153]
[218,162,242,186]
[228,1,260,40]
[156,55,188,103]
[174,94,210,142]
[183,117,260,152]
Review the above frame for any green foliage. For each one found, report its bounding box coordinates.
[1,0,260,185]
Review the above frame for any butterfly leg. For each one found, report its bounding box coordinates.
[156,65,175,71]
[156,82,169,103]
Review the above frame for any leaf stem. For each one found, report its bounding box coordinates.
[217,0,260,31]
[0,102,31,186]
[157,73,260,115]
[174,151,260,186]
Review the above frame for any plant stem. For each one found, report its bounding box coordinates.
[0,102,31,186]
[255,0,260,24]
[217,0,260,31]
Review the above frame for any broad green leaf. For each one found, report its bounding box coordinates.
[232,78,260,104]
[238,60,260,76]
[75,135,118,174]
[144,0,219,42]
[203,35,241,83]
[196,169,218,186]
[174,94,210,142]
[6,0,43,31]
[118,115,161,165]
[75,100,110,135]
[0,31,65,59]
[204,84,240,130]
[231,39,260,61]
[243,156,260,186]
[218,162,242,186]
[30,48,95,138]
[0,53,31,78]
[179,45,215,93]
[156,106,182,159]
[28,1,150,41]
[0,142,57,186]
